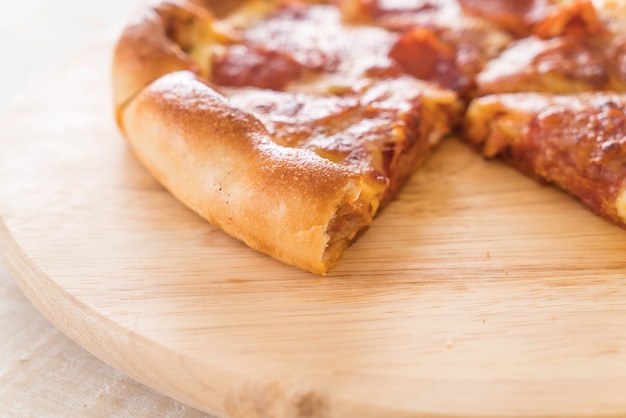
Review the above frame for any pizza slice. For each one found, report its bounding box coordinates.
[464,92,626,228]
[475,0,626,95]
[113,0,461,274]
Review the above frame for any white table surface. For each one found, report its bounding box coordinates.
[0,2,213,416]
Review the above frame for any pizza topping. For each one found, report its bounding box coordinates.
[463,95,540,174]
[530,97,626,221]
[458,0,553,36]
[606,35,626,90]
[337,0,512,96]
[477,36,612,94]
[533,0,608,39]
[336,0,448,25]
[239,4,344,72]
[531,98,626,182]
[339,0,458,29]
[211,44,304,90]
[595,0,626,33]
[211,2,403,93]
[388,28,473,94]
[225,75,460,210]
[465,93,626,227]
[188,0,246,17]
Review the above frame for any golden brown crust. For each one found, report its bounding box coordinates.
[112,0,234,123]
[120,71,374,274]
[114,2,197,114]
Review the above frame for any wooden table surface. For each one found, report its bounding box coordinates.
[0,2,212,416]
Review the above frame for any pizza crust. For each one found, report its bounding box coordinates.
[120,71,375,274]
[112,1,236,119]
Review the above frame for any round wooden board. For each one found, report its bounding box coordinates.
[2,39,626,418]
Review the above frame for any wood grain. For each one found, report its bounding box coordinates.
[2,38,626,418]
[0,261,209,417]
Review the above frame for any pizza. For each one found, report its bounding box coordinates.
[112,0,626,274]
[465,92,626,227]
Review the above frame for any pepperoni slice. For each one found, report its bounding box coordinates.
[211,44,303,90]
[388,28,472,94]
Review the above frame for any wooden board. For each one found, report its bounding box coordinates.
[2,39,626,418]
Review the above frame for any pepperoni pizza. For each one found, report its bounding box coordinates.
[113,0,626,273]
